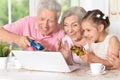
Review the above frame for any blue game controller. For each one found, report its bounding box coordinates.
[28,38,44,50]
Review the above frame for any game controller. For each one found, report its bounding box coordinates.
[28,38,44,50]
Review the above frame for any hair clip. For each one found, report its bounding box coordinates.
[96,14,100,18]
[102,15,106,19]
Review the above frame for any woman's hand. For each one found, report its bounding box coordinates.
[56,39,73,65]
[57,39,69,59]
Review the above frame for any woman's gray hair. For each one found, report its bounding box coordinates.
[61,6,86,29]
[38,0,61,20]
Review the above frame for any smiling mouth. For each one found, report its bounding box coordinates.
[69,33,76,36]
[69,35,76,38]
[86,37,92,40]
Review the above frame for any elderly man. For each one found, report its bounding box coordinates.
[0,0,64,51]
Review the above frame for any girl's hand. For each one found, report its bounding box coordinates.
[107,53,120,69]
[80,49,97,63]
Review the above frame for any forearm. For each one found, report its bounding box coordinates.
[91,56,113,68]
[0,27,20,44]
[64,52,75,65]
[65,57,74,65]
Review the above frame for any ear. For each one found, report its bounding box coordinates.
[98,24,104,32]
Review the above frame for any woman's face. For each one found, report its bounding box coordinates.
[81,20,100,43]
[63,15,82,41]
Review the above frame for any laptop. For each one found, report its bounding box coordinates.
[11,50,80,72]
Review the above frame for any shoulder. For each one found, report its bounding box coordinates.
[9,16,37,24]
[62,35,73,45]
[62,35,71,41]
[105,34,119,43]
[109,35,119,44]
[56,30,64,37]
[23,16,36,19]
[23,16,37,22]
[109,35,120,49]
[108,35,120,56]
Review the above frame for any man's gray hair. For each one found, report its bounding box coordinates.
[38,0,61,20]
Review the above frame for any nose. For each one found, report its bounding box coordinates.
[83,31,88,38]
[68,26,73,33]
[43,19,49,27]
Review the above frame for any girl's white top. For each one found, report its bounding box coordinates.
[91,34,114,59]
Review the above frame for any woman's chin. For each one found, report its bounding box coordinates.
[71,38,78,41]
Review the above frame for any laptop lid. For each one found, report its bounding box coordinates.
[11,50,79,72]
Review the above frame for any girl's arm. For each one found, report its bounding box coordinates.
[106,36,120,69]
[80,36,120,68]
[107,53,120,69]
[80,50,113,68]
[108,36,120,58]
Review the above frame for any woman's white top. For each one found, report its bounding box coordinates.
[91,34,114,59]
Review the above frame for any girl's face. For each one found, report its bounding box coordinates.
[63,15,82,41]
[81,20,101,43]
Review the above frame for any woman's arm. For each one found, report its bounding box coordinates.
[56,39,74,65]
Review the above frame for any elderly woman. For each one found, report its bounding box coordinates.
[57,7,87,64]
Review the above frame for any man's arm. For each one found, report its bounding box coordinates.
[0,27,19,43]
[0,27,30,49]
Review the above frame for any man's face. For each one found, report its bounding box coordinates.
[37,8,58,36]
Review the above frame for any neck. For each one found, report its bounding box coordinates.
[96,31,108,42]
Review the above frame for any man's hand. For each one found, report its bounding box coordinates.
[16,36,30,49]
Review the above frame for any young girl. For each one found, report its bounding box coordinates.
[80,9,120,69]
